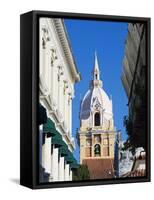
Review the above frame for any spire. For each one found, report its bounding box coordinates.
[90,51,103,88]
[93,51,100,80]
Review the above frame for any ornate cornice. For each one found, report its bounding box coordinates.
[52,19,81,83]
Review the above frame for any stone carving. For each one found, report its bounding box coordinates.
[57,65,64,81]
[42,27,50,49]
[68,92,72,105]
[50,48,58,66]
[63,80,69,94]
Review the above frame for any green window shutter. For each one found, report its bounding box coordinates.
[65,150,74,163]
[52,131,63,146]
[58,141,69,156]
[43,118,56,136]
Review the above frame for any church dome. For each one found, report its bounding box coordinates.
[80,52,113,121]
[80,86,112,120]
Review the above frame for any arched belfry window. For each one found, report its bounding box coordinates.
[94,112,100,126]
[94,144,101,156]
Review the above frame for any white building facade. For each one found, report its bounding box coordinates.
[39,18,80,182]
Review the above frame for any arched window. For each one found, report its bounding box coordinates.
[94,144,101,156]
[94,112,100,126]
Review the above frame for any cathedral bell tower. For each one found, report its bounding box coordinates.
[78,52,116,179]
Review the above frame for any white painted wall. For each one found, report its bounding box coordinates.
[39,17,75,144]
[52,146,59,181]
[43,135,52,174]
[64,163,70,181]
[39,17,78,182]
[69,170,72,181]
[58,156,65,181]
[39,125,43,166]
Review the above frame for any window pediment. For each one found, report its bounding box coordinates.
[92,97,101,110]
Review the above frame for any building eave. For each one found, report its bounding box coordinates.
[52,18,81,83]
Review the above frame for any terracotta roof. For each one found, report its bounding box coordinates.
[122,169,145,177]
[82,158,114,179]
[129,169,146,177]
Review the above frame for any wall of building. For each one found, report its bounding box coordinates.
[79,132,115,163]
[39,18,80,182]
[39,18,75,138]
[121,23,147,149]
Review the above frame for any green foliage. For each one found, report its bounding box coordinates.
[72,164,90,181]
[123,111,146,152]
[123,115,133,137]
[123,116,136,153]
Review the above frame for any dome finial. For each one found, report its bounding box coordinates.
[93,51,100,80]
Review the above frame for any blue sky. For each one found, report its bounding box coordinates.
[64,19,128,162]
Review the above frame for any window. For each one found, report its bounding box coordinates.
[94,112,100,126]
[94,144,101,156]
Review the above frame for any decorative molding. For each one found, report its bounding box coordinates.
[49,95,57,111]
[40,19,77,153]
[57,65,64,81]
[63,80,69,94]
[52,19,81,82]
[42,26,50,49]
[56,109,64,123]
[39,75,49,96]
[50,48,58,66]
[62,121,69,134]
[68,91,72,105]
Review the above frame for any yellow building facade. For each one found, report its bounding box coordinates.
[78,53,116,179]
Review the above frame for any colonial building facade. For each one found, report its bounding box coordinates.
[39,18,81,182]
[121,23,146,177]
[78,53,116,179]
[121,23,146,150]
